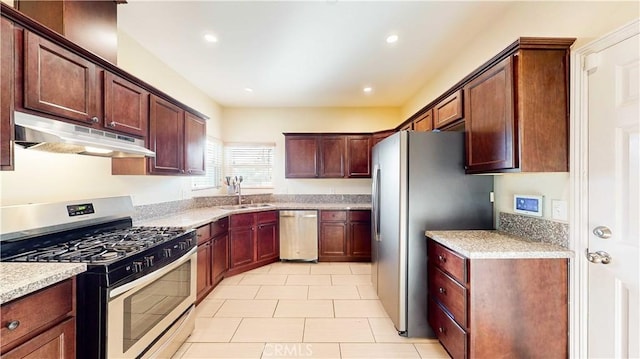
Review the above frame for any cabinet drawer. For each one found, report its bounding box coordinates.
[348,210,370,222]
[429,240,466,284]
[1,279,74,352]
[211,217,229,237]
[321,210,347,222]
[231,213,254,228]
[256,211,277,224]
[196,224,211,245]
[429,298,467,359]
[430,266,467,327]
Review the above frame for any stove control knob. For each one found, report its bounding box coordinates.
[178,242,188,250]
[132,261,143,273]
[144,256,155,267]
[163,248,173,258]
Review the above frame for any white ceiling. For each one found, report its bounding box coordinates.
[117,1,514,108]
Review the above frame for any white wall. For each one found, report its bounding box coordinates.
[221,107,400,195]
[400,1,639,222]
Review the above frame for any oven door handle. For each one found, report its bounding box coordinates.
[109,247,197,299]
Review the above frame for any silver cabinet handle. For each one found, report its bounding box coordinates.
[6,320,20,331]
[586,250,612,264]
[107,121,117,128]
[438,287,446,294]
[593,226,612,239]
[89,116,100,123]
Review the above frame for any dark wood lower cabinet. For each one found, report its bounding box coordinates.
[0,279,76,358]
[228,211,279,276]
[427,239,568,359]
[319,210,371,262]
[196,217,229,304]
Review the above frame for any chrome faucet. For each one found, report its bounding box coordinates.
[235,176,243,205]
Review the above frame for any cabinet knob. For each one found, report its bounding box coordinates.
[438,326,445,334]
[89,116,100,124]
[6,320,20,331]
[107,121,117,128]
[438,287,446,294]
[438,255,446,263]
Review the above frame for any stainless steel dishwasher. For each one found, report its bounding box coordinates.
[279,210,318,261]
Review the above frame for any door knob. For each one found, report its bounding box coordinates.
[593,226,612,239]
[586,250,612,264]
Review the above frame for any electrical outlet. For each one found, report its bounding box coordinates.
[551,200,568,221]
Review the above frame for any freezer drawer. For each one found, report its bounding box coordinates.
[279,210,318,261]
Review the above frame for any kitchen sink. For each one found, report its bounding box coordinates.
[220,203,274,210]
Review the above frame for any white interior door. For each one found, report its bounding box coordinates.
[586,32,639,358]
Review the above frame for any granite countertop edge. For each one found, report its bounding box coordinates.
[136,202,371,228]
[0,263,87,305]
[425,230,574,259]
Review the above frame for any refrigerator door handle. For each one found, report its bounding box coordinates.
[372,165,381,242]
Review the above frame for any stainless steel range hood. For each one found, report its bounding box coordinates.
[14,112,155,158]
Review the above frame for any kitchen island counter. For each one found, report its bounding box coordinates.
[137,202,371,229]
[0,263,86,304]
[426,230,573,259]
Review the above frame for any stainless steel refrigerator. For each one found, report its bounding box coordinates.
[371,131,493,338]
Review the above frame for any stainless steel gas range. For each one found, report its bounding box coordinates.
[0,196,197,359]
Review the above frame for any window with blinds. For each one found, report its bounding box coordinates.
[224,143,274,188]
[192,136,224,190]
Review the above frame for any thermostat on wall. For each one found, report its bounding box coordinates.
[513,194,543,217]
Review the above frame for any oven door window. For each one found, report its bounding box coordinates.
[122,261,191,352]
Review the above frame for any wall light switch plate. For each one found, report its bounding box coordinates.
[551,200,568,221]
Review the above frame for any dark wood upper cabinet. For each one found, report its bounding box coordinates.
[284,133,372,178]
[285,135,319,178]
[1,17,14,171]
[319,136,346,178]
[433,90,463,130]
[413,109,433,132]
[23,30,98,124]
[464,57,515,172]
[399,122,413,131]
[103,71,149,137]
[372,129,395,147]
[184,111,206,175]
[465,39,573,173]
[148,95,184,175]
[16,0,118,64]
[346,135,371,177]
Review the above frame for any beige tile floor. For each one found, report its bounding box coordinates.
[174,262,450,359]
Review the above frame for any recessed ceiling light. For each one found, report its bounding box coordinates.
[363,87,373,94]
[386,34,399,44]
[204,34,218,43]
[244,88,254,93]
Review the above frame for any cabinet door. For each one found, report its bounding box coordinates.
[349,221,371,258]
[256,221,278,261]
[212,234,229,285]
[196,241,212,302]
[23,31,98,124]
[103,71,149,137]
[413,109,433,132]
[285,135,318,178]
[399,122,413,131]
[346,135,371,178]
[2,318,75,359]
[433,90,463,129]
[319,222,348,258]
[372,130,394,147]
[1,17,14,170]
[319,136,346,178]
[148,95,184,174]
[184,112,206,175]
[229,228,254,268]
[464,56,515,172]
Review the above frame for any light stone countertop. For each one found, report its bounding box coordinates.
[136,202,371,229]
[425,230,573,259]
[0,263,86,305]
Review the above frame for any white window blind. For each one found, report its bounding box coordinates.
[224,143,274,188]
[192,136,223,190]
